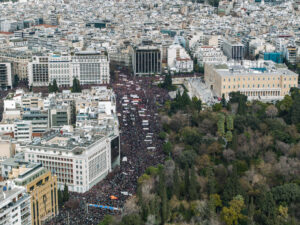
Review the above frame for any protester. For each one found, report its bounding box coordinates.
[48,74,169,225]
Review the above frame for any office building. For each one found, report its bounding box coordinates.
[72,51,110,85]
[28,51,110,87]
[204,60,298,100]
[22,110,49,134]
[48,54,72,87]
[49,106,71,128]
[222,39,244,60]
[132,46,162,76]
[24,129,118,193]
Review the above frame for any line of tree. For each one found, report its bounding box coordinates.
[48,79,59,93]
[103,88,300,225]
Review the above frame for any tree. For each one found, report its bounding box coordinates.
[229,92,247,115]
[221,94,227,107]
[226,115,234,131]
[217,114,225,136]
[162,73,173,90]
[223,166,242,203]
[225,131,233,142]
[189,166,198,200]
[291,93,300,124]
[271,183,300,205]
[63,183,69,202]
[173,166,180,198]
[163,142,172,155]
[213,103,222,112]
[120,214,142,225]
[210,193,222,212]
[52,79,59,92]
[71,78,81,93]
[266,105,278,118]
[184,165,190,199]
[98,215,114,225]
[58,189,63,207]
[13,74,19,88]
[192,96,202,112]
[221,195,246,225]
[48,79,59,93]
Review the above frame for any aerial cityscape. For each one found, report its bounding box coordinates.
[0,0,300,225]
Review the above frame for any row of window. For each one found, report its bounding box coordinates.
[223,84,297,89]
[223,77,296,82]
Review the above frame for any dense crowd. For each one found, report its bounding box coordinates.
[48,75,169,225]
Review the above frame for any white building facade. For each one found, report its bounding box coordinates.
[28,51,110,87]
[24,132,112,193]
[168,43,193,73]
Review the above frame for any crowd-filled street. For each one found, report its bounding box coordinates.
[48,74,169,225]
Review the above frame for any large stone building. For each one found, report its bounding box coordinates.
[28,51,110,87]
[24,128,119,193]
[204,60,298,100]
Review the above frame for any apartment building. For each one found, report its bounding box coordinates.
[194,46,227,66]
[204,60,298,100]
[0,183,31,225]
[132,45,162,76]
[24,129,116,193]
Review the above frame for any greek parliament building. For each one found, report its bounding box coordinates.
[132,45,162,76]
[204,60,298,100]
[28,51,110,87]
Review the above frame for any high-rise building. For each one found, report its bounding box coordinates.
[132,46,162,76]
